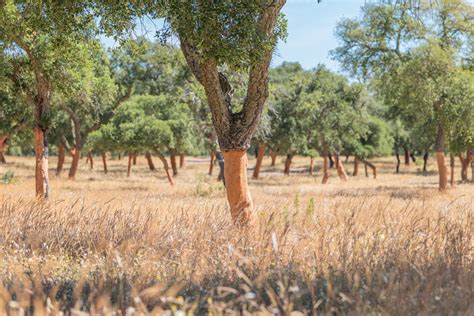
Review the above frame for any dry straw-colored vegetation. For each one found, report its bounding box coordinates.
[0,155,473,315]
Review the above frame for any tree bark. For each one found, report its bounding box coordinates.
[423,151,429,173]
[68,148,80,179]
[353,157,359,176]
[56,142,65,176]
[0,153,5,164]
[127,153,133,177]
[404,147,410,165]
[309,157,314,176]
[133,154,137,165]
[156,152,175,186]
[359,158,377,179]
[209,151,216,176]
[395,147,401,174]
[450,153,455,187]
[322,155,330,184]
[329,155,334,169]
[435,125,448,191]
[410,153,416,163]
[334,153,348,181]
[179,154,185,168]
[283,154,293,175]
[145,152,155,171]
[222,150,253,225]
[88,153,94,170]
[252,143,265,179]
[459,150,471,182]
[170,153,178,176]
[102,152,108,174]
[270,150,277,166]
[364,163,368,177]
[34,128,49,199]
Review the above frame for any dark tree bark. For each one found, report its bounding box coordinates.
[56,141,65,176]
[179,154,185,168]
[410,152,416,163]
[435,125,448,191]
[156,152,174,186]
[127,153,133,177]
[309,157,314,176]
[133,154,137,165]
[359,157,377,179]
[322,155,330,184]
[353,157,359,176]
[283,154,293,175]
[88,153,94,170]
[102,152,108,174]
[270,150,277,166]
[450,153,455,187]
[423,151,429,173]
[329,155,335,169]
[252,143,265,179]
[145,152,155,171]
[68,148,80,179]
[170,153,178,176]
[208,151,216,176]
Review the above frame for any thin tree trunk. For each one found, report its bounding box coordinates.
[222,150,253,225]
[404,147,410,165]
[156,152,175,186]
[334,152,348,181]
[0,136,7,164]
[345,155,350,162]
[0,153,6,164]
[322,155,330,184]
[68,147,81,180]
[435,125,448,191]
[88,153,94,170]
[283,154,292,175]
[309,157,314,176]
[364,163,368,177]
[179,154,185,168]
[329,155,334,169]
[118,153,122,160]
[360,158,377,179]
[34,128,49,199]
[102,152,108,174]
[145,152,155,171]
[133,154,137,165]
[459,150,471,182]
[209,151,216,176]
[252,143,265,179]
[56,142,65,176]
[450,153,455,187]
[270,150,277,166]
[170,153,178,176]
[395,149,401,174]
[410,153,416,163]
[127,153,133,177]
[423,151,429,173]
[353,156,359,176]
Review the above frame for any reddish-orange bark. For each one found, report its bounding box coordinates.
[252,144,266,179]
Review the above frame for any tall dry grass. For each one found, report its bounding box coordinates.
[0,155,473,314]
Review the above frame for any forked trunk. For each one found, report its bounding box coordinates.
[127,153,133,177]
[353,157,359,176]
[222,150,253,225]
[56,142,65,176]
[360,157,377,179]
[133,154,137,165]
[309,157,314,176]
[88,153,94,170]
[423,151,429,173]
[252,143,265,179]
[209,151,216,175]
[404,147,410,165]
[156,152,175,186]
[34,128,49,199]
[102,152,108,174]
[170,154,178,176]
[334,153,348,181]
[270,150,277,166]
[435,125,448,191]
[68,147,81,180]
[322,155,330,184]
[179,154,185,168]
[145,152,155,171]
[283,154,293,175]
[450,154,455,187]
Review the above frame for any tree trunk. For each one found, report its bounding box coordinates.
[0,153,6,164]
[252,143,265,179]
[360,158,377,179]
[0,136,7,164]
[322,155,330,184]
[395,150,401,174]
[127,153,133,177]
[179,154,185,168]
[410,153,416,163]
[88,153,94,170]
[145,152,155,171]
[283,154,292,175]
[170,153,178,176]
[450,153,455,187]
[309,157,314,176]
[209,151,216,176]
[435,125,448,191]
[34,128,49,199]
[56,142,65,176]
[156,152,175,186]
[404,147,410,165]
[364,163,368,177]
[270,150,277,166]
[334,153,348,181]
[345,155,350,162]
[329,155,334,169]
[102,152,108,174]
[222,150,253,225]
[133,154,137,165]
[423,151,429,173]
[68,147,81,180]
[353,157,359,176]
[459,150,471,182]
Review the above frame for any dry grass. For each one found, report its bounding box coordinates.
[0,154,473,315]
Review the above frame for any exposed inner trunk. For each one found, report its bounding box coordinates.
[34,128,49,199]
[209,151,216,176]
[222,150,253,225]
[145,152,155,171]
[252,143,265,179]
[334,153,348,181]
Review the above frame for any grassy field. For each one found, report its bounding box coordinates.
[0,154,473,315]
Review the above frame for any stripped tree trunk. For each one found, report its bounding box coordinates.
[334,152,348,181]
[179,154,185,168]
[309,157,314,176]
[156,152,175,186]
[56,142,65,176]
[34,128,49,199]
[208,151,216,176]
[127,153,133,177]
[322,155,330,184]
[283,154,293,175]
[101,152,108,174]
[68,148,80,180]
[270,150,277,166]
[170,153,178,176]
[353,156,359,176]
[450,153,455,187]
[435,125,448,191]
[423,151,429,173]
[252,143,265,179]
[145,152,155,171]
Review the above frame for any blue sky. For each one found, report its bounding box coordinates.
[274,0,366,72]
